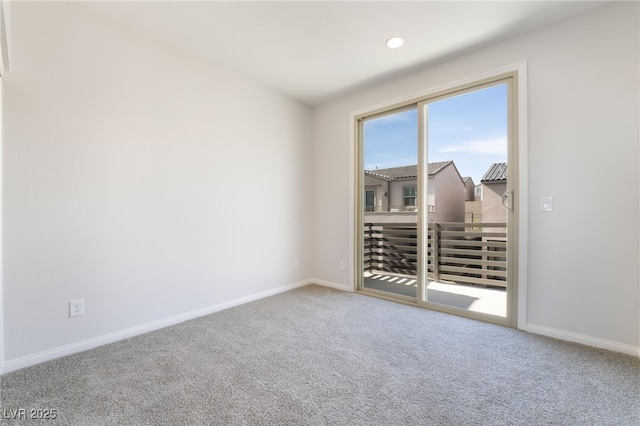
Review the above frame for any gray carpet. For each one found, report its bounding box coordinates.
[1,285,638,425]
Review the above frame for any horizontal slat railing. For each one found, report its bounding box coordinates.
[364,221,507,288]
[365,223,418,276]
[440,248,507,258]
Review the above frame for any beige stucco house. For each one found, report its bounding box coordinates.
[463,176,482,224]
[480,162,507,224]
[462,177,476,201]
[364,161,466,223]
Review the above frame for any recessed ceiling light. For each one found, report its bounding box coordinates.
[386,36,404,49]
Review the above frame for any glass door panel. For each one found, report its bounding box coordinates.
[420,82,511,320]
[360,107,419,299]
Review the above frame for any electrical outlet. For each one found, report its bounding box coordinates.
[339,261,346,271]
[69,299,84,317]
[293,259,300,270]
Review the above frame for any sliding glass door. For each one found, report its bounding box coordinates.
[359,106,419,300]
[357,74,518,326]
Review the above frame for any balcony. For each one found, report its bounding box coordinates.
[363,221,507,316]
[365,204,419,213]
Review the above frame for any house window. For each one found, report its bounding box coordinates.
[403,186,416,207]
[365,189,375,212]
[475,186,482,201]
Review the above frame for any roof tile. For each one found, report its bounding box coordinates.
[481,162,507,182]
[365,161,452,180]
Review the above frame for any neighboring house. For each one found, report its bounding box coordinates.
[462,177,476,201]
[474,184,483,202]
[480,162,508,224]
[464,177,483,224]
[364,161,466,223]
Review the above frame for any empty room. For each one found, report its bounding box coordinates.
[0,1,638,425]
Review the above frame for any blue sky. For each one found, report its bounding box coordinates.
[363,83,507,184]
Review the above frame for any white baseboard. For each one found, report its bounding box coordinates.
[2,279,312,374]
[526,324,640,358]
[309,278,353,292]
[7,283,634,374]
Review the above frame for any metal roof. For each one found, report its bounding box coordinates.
[481,162,508,182]
[365,161,452,180]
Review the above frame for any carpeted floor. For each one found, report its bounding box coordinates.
[1,285,638,425]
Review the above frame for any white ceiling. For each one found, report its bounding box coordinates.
[79,1,608,106]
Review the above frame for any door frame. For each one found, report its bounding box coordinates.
[0,77,3,374]
[350,62,528,330]
[0,0,10,376]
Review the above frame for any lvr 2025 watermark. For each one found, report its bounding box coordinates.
[1,408,58,420]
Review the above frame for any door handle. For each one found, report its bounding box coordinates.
[502,190,514,210]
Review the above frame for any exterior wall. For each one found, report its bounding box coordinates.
[388,178,418,211]
[430,165,465,223]
[463,179,476,201]
[465,200,483,223]
[364,174,389,211]
[364,212,417,224]
[482,182,507,224]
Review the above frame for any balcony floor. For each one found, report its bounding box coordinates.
[363,271,506,317]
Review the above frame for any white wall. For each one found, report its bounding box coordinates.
[2,2,312,366]
[312,2,639,352]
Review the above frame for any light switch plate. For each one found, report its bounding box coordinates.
[541,196,553,212]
